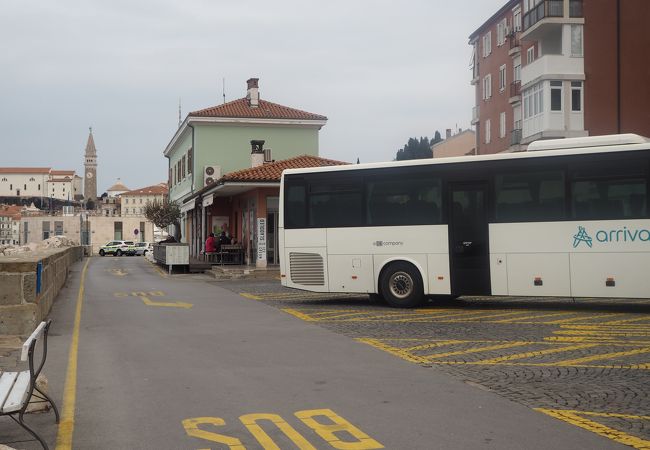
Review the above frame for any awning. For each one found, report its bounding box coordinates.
[180,201,195,213]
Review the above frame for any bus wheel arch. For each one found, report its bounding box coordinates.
[378,260,425,308]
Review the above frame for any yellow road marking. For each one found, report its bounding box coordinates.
[113,292,129,298]
[356,338,430,364]
[147,259,168,278]
[108,268,127,277]
[491,311,574,323]
[404,340,465,351]
[283,308,319,322]
[240,293,262,300]
[535,408,650,449]
[443,311,533,323]
[139,296,193,309]
[599,316,650,325]
[423,341,530,360]
[546,336,650,345]
[554,330,650,337]
[543,313,624,324]
[56,258,90,450]
[551,347,650,366]
[474,344,599,364]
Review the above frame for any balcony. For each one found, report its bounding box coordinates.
[521,54,584,87]
[511,128,522,146]
[470,62,480,85]
[523,0,564,31]
[509,81,521,104]
[471,105,480,125]
[508,33,520,56]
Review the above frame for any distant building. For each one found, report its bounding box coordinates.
[83,128,98,201]
[120,183,168,217]
[106,179,130,198]
[431,129,476,158]
[0,204,21,245]
[469,0,650,155]
[0,167,80,203]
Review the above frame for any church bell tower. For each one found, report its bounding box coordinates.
[84,127,98,201]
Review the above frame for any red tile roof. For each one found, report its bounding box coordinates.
[220,155,348,183]
[0,204,22,220]
[121,183,169,196]
[50,170,75,175]
[190,98,327,121]
[0,167,51,174]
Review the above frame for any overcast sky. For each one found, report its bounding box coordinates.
[0,0,504,194]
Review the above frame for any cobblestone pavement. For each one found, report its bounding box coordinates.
[212,278,650,448]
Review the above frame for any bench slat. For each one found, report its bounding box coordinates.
[2,371,30,413]
[0,372,19,410]
[21,321,47,361]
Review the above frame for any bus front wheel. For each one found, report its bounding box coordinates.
[379,262,424,308]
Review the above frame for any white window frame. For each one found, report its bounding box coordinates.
[497,20,507,46]
[483,74,492,100]
[571,81,583,112]
[571,25,583,57]
[485,119,491,144]
[499,65,507,92]
[500,112,507,138]
[550,80,563,112]
[527,46,535,64]
[482,32,492,57]
[513,7,522,32]
[514,62,521,82]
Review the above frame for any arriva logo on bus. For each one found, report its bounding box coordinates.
[373,241,404,247]
[572,225,650,248]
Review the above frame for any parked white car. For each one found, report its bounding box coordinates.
[132,242,153,256]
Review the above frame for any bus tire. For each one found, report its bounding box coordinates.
[379,262,424,308]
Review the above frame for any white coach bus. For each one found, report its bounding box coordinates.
[279,134,650,307]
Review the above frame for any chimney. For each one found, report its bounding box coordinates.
[446,128,452,139]
[246,78,259,108]
[251,140,265,167]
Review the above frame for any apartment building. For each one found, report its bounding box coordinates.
[470,0,650,155]
[120,183,168,217]
[0,168,82,201]
[0,205,21,245]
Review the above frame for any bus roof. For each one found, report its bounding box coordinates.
[282,134,650,177]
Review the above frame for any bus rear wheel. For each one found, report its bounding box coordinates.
[379,262,424,308]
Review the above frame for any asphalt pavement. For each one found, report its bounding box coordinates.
[0,256,629,449]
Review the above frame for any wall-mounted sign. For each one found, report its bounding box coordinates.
[257,218,266,262]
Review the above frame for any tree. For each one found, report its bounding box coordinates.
[395,136,433,161]
[432,130,442,145]
[144,199,181,240]
[85,199,95,211]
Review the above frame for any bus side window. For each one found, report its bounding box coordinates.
[286,184,306,228]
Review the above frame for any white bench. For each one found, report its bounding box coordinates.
[0,320,59,450]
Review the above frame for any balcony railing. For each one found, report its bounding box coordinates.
[510,81,521,98]
[569,0,583,17]
[511,128,523,146]
[523,0,563,30]
[509,33,520,50]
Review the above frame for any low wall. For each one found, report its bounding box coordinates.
[0,246,82,335]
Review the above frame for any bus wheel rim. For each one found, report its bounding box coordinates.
[389,271,413,299]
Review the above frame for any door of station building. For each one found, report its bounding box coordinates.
[266,210,279,265]
[448,182,491,296]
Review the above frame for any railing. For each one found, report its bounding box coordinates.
[523,0,563,30]
[471,62,480,81]
[510,81,521,98]
[509,33,520,50]
[511,129,523,145]
[569,0,583,17]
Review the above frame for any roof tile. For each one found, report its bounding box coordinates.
[190,98,327,121]
[220,155,348,183]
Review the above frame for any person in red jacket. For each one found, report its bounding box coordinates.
[205,233,217,254]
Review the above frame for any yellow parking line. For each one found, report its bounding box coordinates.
[423,341,530,360]
[596,316,650,326]
[474,344,599,364]
[404,340,465,351]
[356,338,430,364]
[56,258,90,450]
[551,347,650,366]
[240,293,262,300]
[367,310,501,323]
[543,314,622,325]
[443,311,532,323]
[283,308,318,322]
[554,330,650,337]
[535,408,650,449]
[491,311,574,323]
[545,336,650,346]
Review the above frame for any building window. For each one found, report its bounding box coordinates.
[24,184,27,190]
[38,184,40,190]
[485,119,491,144]
[139,198,142,204]
[497,19,507,46]
[482,74,492,100]
[499,65,507,91]
[513,8,522,32]
[571,81,583,112]
[550,81,563,111]
[523,83,544,119]
[187,148,193,174]
[182,155,186,179]
[114,221,123,240]
[513,62,521,82]
[125,198,129,204]
[482,32,492,57]
[29,177,35,182]
[500,112,506,138]
[527,45,535,64]
[571,25,583,57]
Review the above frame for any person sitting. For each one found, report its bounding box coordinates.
[205,233,217,257]
[217,231,231,250]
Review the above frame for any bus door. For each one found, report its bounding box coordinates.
[448,182,491,296]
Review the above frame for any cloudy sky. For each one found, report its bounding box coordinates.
[1,0,504,193]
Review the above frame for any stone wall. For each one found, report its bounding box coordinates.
[0,246,82,335]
